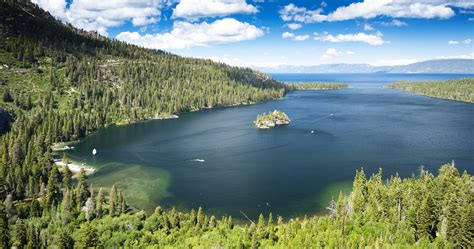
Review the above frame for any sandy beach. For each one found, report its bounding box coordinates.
[54,160,95,174]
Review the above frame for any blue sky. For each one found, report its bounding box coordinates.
[33,0,474,67]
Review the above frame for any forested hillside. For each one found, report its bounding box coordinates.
[0,0,285,214]
[285,82,348,90]
[386,78,474,103]
[0,0,285,246]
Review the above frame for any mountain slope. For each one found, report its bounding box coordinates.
[0,0,286,136]
[256,59,474,74]
[381,59,474,73]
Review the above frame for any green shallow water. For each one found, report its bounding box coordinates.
[65,74,474,220]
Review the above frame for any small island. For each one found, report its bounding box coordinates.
[286,82,348,90]
[254,110,291,129]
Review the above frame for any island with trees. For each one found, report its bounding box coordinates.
[286,82,348,91]
[254,110,291,129]
[386,78,474,103]
[0,1,472,248]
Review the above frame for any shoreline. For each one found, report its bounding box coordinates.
[54,160,95,175]
[49,96,287,177]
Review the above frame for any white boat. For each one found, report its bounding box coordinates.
[92,148,97,155]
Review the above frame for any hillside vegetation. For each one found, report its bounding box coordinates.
[285,82,348,90]
[0,0,286,215]
[1,163,471,248]
[386,78,474,103]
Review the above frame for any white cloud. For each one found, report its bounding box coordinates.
[363,23,374,31]
[326,48,338,56]
[280,3,326,23]
[314,32,386,45]
[380,19,408,27]
[31,0,67,18]
[132,17,159,26]
[173,0,257,20]
[279,0,471,23]
[116,18,263,50]
[33,0,163,36]
[282,32,295,39]
[286,23,302,30]
[282,32,309,41]
[294,35,310,41]
[449,39,472,45]
[322,48,355,60]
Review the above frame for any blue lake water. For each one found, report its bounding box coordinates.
[66,74,474,220]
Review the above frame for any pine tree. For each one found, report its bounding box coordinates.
[30,196,41,217]
[63,166,72,190]
[76,222,99,248]
[459,200,474,248]
[109,185,117,217]
[190,209,196,226]
[446,192,462,245]
[119,191,126,214]
[62,188,71,213]
[416,196,435,240]
[12,219,27,248]
[26,224,38,249]
[197,207,204,229]
[96,187,104,217]
[0,203,9,248]
[57,230,74,249]
[45,164,61,206]
[268,213,275,243]
[256,213,266,240]
[76,168,89,209]
[351,169,367,216]
[336,191,345,218]
[209,215,217,228]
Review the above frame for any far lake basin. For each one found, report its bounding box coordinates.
[64,73,474,220]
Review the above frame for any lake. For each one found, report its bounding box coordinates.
[65,74,474,220]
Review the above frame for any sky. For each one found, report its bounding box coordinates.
[32,0,474,67]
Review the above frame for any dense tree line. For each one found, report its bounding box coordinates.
[285,82,348,90]
[1,163,471,248]
[386,78,474,103]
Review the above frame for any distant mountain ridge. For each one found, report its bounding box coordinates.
[254,59,474,74]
